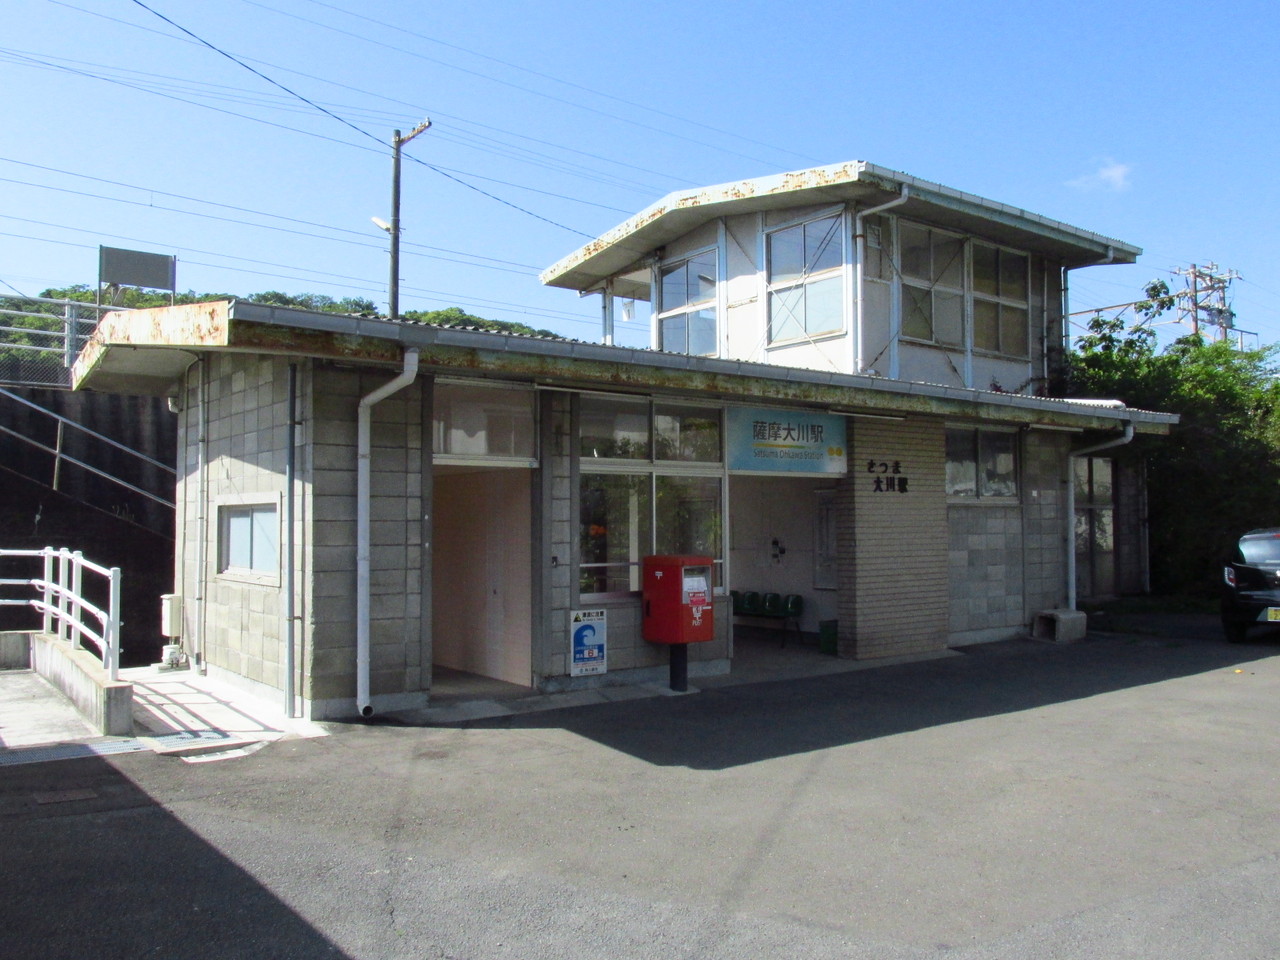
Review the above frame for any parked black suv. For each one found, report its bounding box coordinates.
[1221,528,1280,642]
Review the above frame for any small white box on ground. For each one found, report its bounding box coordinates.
[1032,609,1088,643]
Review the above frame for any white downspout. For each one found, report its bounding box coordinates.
[854,185,909,375]
[357,348,419,717]
[1065,420,1134,610]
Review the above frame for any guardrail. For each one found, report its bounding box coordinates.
[0,295,126,388]
[0,547,121,680]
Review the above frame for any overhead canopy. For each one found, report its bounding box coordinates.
[541,161,1141,295]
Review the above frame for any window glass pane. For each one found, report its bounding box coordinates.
[660,261,688,311]
[934,290,964,346]
[769,287,804,341]
[900,222,931,281]
[935,234,964,288]
[579,473,651,594]
[768,224,805,284]
[945,429,977,497]
[1091,458,1113,502]
[655,475,722,561]
[660,313,687,354]
[687,308,717,357]
[1073,457,1091,499]
[806,217,842,274]
[226,510,253,569]
[979,431,1018,497]
[689,251,718,303]
[1001,305,1029,357]
[654,404,721,462]
[863,216,886,281]
[972,243,999,297]
[580,397,650,459]
[804,275,843,334]
[1000,251,1029,301]
[903,285,932,340]
[250,506,278,572]
[434,384,536,458]
[973,299,1000,352]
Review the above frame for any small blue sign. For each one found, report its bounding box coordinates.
[727,407,847,475]
[570,609,607,676]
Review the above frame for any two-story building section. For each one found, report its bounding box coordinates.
[72,161,1177,720]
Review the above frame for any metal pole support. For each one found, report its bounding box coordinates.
[669,644,688,693]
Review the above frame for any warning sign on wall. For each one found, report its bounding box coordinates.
[569,608,608,676]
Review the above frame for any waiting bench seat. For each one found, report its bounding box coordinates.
[731,591,803,646]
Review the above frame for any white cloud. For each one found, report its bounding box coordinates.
[1067,159,1133,192]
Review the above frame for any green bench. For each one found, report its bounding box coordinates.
[730,590,803,646]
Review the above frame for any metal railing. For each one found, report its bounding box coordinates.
[0,385,177,510]
[0,295,127,388]
[0,547,121,680]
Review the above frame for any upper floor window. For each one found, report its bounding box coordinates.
[901,223,965,347]
[898,223,1031,360]
[767,215,844,343]
[972,243,1029,357]
[658,250,717,356]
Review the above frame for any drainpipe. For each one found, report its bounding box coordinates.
[356,349,419,717]
[1065,419,1133,610]
[194,359,209,675]
[284,363,298,718]
[854,186,908,375]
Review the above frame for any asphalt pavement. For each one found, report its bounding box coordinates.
[3,617,1280,959]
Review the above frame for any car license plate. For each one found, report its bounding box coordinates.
[1267,608,1280,622]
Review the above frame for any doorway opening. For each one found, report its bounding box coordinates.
[430,465,533,699]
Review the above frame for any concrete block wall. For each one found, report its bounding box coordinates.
[838,418,949,658]
[946,431,1068,644]
[177,354,295,696]
[538,392,575,683]
[308,365,426,716]
[1022,432,1069,615]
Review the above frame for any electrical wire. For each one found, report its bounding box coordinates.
[126,0,596,238]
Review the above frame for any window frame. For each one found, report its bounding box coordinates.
[765,209,848,345]
[895,219,1034,361]
[215,495,281,585]
[899,222,967,348]
[944,426,1021,502]
[577,396,726,600]
[656,245,719,358]
[970,241,1031,358]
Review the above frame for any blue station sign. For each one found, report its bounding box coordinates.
[727,407,847,475]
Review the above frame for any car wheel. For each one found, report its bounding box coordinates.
[1223,619,1248,643]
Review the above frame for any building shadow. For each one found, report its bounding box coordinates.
[0,754,352,960]
[460,629,1280,771]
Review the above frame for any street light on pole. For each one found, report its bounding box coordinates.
[372,119,431,319]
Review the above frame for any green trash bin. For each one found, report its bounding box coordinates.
[818,619,838,655]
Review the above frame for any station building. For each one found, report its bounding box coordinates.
[72,161,1176,719]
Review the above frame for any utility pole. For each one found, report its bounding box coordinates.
[374,120,431,319]
[1172,262,1239,342]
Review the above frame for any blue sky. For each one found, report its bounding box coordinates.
[4,0,1278,349]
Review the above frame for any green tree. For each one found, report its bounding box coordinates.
[1068,287,1280,595]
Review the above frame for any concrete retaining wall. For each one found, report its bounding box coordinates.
[25,632,133,736]
[0,631,31,669]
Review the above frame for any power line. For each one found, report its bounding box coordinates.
[238,0,815,170]
[125,0,595,238]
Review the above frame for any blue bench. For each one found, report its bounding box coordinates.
[730,591,803,646]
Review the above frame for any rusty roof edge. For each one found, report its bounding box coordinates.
[111,301,1175,431]
[71,300,232,388]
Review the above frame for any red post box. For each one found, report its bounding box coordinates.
[642,555,714,645]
